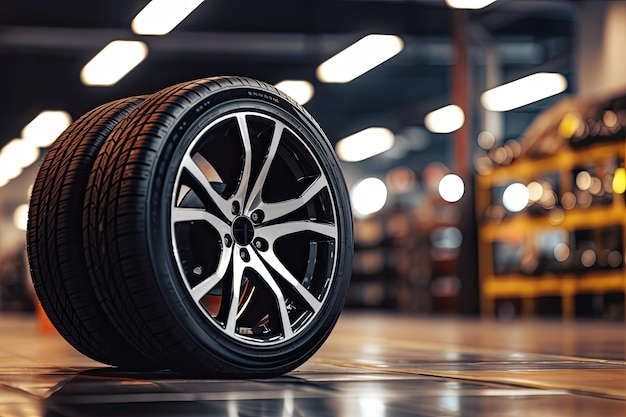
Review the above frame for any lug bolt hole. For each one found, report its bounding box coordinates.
[253,238,268,251]
[250,210,264,224]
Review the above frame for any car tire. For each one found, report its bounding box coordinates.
[27,96,160,369]
[83,76,353,377]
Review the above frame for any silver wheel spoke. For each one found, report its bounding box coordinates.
[172,207,229,234]
[258,249,322,313]
[256,221,337,244]
[245,121,284,212]
[233,114,253,206]
[182,154,232,219]
[259,175,329,222]
[248,250,294,339]
[190,244,233,302]
[225,250,244,336]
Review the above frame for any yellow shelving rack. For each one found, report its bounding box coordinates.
[476,99,626,319]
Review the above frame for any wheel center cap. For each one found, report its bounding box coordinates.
[232,216,255,246]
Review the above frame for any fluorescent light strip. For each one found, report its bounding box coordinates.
[22,111,72,147]
[13,204,29,231]
[0,151,24,184]
[1,138,39,167]
[317,34,404,83]
[481,72,568,112]
[336,127,395,162]
[0,139,35,187]
[81,40,148,86]
[275,80,314,105]
[445,0,498,9]
[424,105,465,133]
[132,0,204,35]
[0,110,72,188]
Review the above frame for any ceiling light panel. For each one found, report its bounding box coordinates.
[481,72,568,112]
[132,0,204,35]
[22,111,72,148]
[424,105,465,134]
[336,127,395,162]
[445,0,498,9]
[81,40,148,86]
[0,138,39,168]
[317,34,404,83]
[274,80,314,105]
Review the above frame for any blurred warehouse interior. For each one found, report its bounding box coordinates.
[0,0,625,319]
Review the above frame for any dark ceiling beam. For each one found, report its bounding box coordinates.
[0,26,450,61]
[0,26,377,55]
[0,25,557,67]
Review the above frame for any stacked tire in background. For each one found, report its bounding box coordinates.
[27,76,353,377]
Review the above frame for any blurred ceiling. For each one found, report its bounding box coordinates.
[0,0,577,207]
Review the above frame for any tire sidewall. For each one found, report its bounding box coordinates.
[146,84,353,374]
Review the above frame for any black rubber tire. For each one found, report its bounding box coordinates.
[83,76,353,377]
[27,96,159,369]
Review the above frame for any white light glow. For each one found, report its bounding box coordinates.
[351,177,388,216]
[0,163,22,184]
[132,0,204,35]
[274,80,314,105]
[1,138,40,168]
[0,139,39,188]
[316,34,404,83]
[424,104,465,133]
[502,183,529,212]
[13,204,29,231]
[336,127,395,162]
[81,40,148,86]
[445,0,498,9]
[438,174,465,203]
[22,111,72,148]
[481,72,568,112]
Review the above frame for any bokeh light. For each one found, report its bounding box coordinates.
[438,174,464,203]
[502,183,529,212]
[351,177,388,216]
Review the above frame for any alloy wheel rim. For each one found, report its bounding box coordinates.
[171,110,339,346]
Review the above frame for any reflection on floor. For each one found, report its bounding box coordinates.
[0,311,624,416]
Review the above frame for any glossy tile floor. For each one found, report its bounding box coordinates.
[0,312,624,416]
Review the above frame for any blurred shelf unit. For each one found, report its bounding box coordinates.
[476,91,626,319]
[348,208,432,312]
[347,192,463,313]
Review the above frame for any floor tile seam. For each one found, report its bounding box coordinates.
[326,336,626,365]
[312,358,626,402]
[416,370,626,402]
[42,389,345,405]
